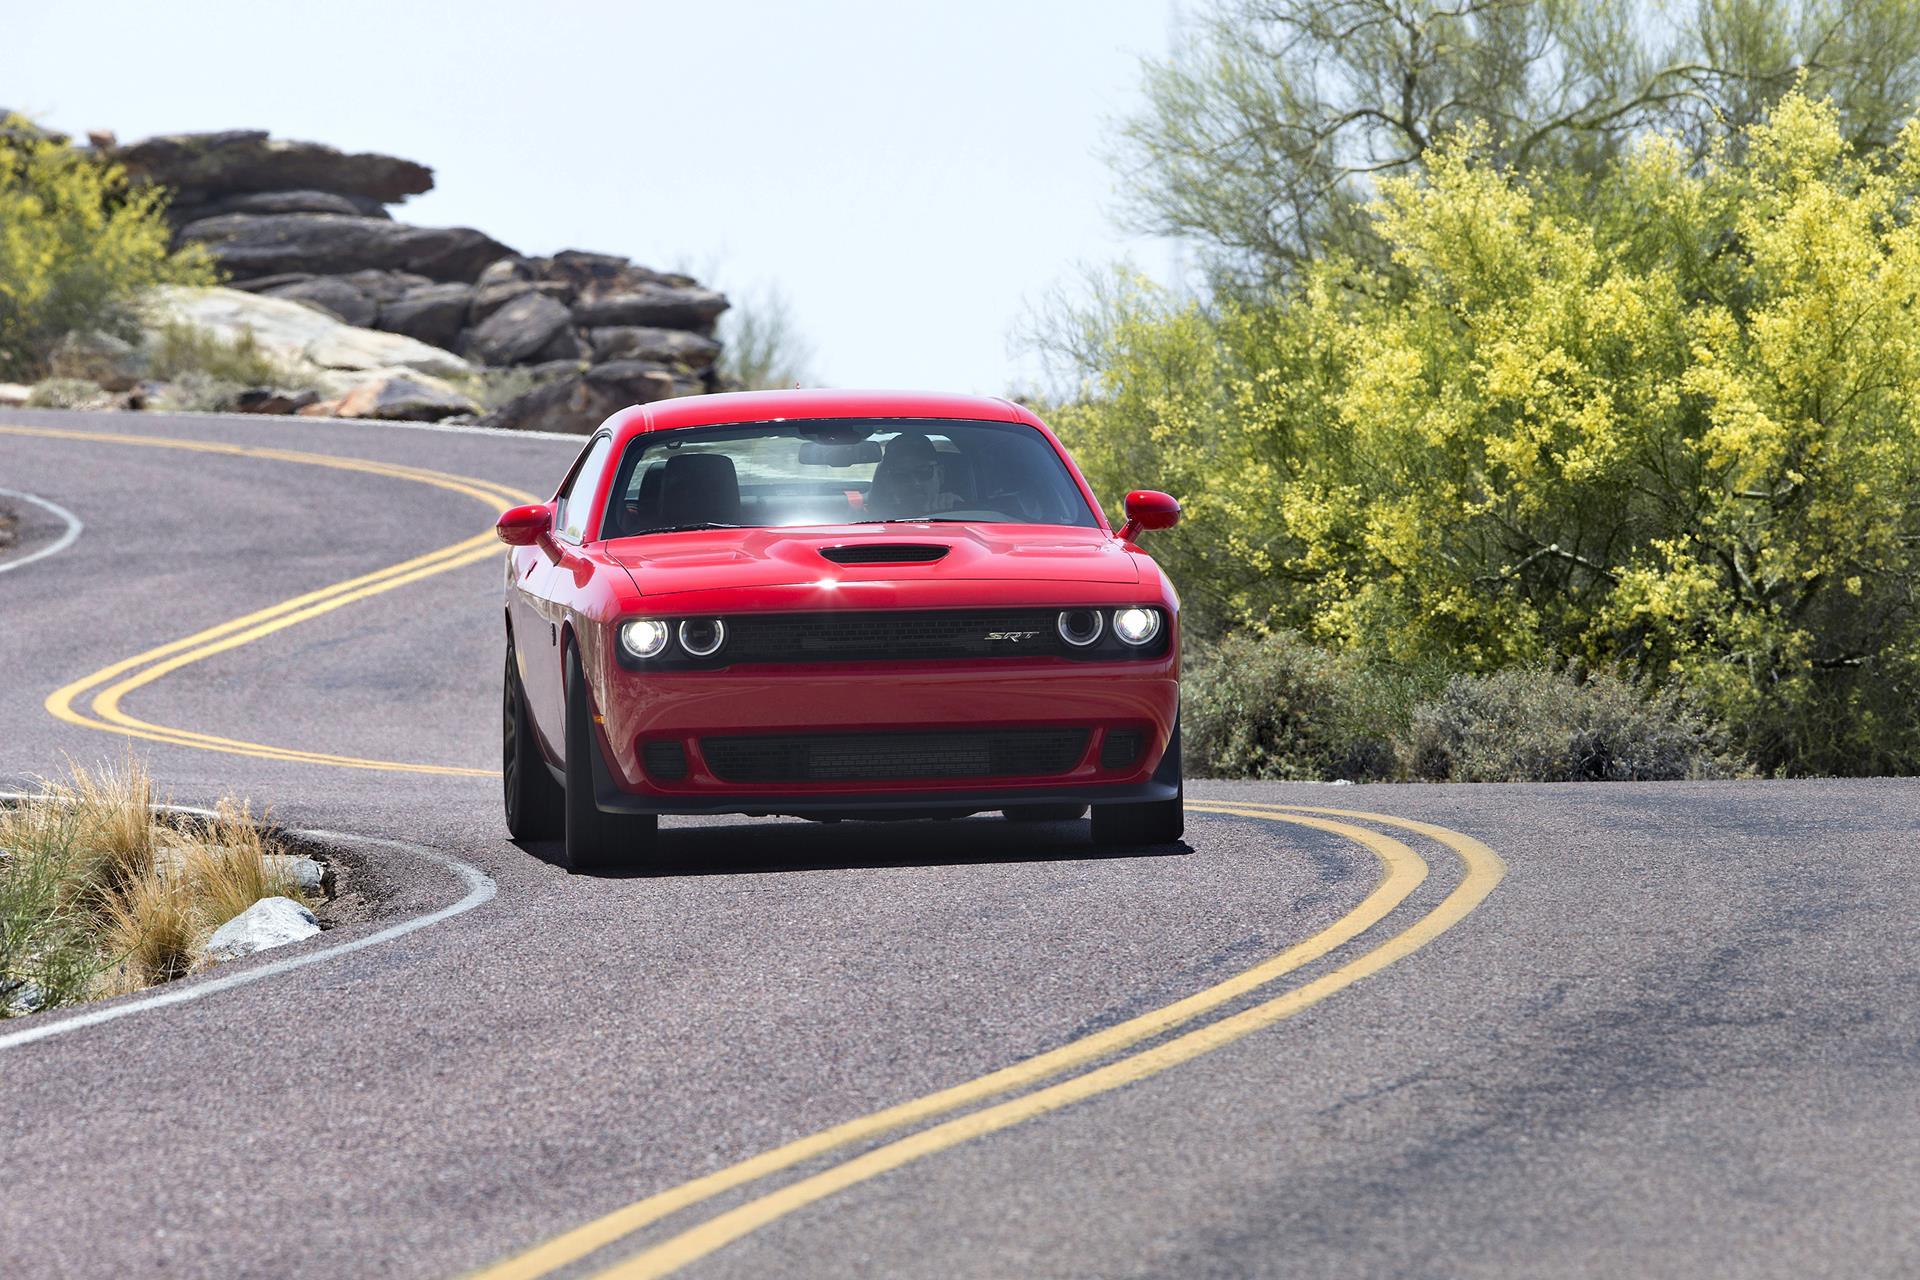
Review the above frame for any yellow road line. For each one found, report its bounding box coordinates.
[469,807,1436,1280]
[1,423,536,774]
[586,808,1502,1280]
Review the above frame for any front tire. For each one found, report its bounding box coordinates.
[503,642,563,840]
[563,645,659,873]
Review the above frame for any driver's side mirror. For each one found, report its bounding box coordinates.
[1117,490,1180,542]
[496,503,554,546]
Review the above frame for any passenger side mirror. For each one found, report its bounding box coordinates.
[496,503,554,546]
[1117,490,1180,542]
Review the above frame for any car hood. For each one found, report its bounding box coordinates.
[603,523,1139,595]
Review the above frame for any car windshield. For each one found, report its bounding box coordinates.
[599,417,1099,537]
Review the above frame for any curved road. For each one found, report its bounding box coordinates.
[1,408,1915,1279]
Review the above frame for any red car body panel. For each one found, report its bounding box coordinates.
[503,389,1181,817]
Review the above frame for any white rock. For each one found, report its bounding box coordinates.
[263,853,332,895]
[0,382,33,407]
[204,896,320,963]
[143,285,470,379]
[4,980,46,1017]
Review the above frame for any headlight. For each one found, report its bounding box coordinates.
[1057,608,1104,647]
[1112,607,1162,646]
[620,618,671,660]
[677,618,727,658]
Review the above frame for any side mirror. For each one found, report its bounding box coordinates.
[1117,490,1180,542]
[496,503,554,546]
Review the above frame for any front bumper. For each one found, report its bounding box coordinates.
[590,655,1179,816]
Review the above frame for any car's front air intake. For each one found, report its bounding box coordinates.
[818,544,950,565]
[701,728,1090,783]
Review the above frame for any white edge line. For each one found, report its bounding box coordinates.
[0,485,83,577]
[0,804,496,1051]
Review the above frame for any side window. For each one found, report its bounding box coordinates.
[555,435,614,543]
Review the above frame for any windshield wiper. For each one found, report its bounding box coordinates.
[848,516,982,525]
[629,522,743,535]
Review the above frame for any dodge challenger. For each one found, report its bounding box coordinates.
[496,389,1183,871]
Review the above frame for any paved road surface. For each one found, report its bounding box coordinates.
[1,408,1915,1279]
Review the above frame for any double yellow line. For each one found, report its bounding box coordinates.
[0,424,539,777]
[474,804,1504,1279]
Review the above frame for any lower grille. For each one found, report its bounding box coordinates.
[702,728,1090,784]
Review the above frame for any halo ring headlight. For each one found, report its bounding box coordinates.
[1112,607,1162,646]
[677,618,727,658]
[1057,608,1104,647]
[620,618,671,660]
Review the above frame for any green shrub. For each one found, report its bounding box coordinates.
[148,371,247,413]
[25,377,107,408]
[144,320,291,387]
[1184,631,1436,780]
[1398,667,1749,783]
[0,113,213,381]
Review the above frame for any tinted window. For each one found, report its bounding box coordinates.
[603,418,1096,536]
[556,434,613,542]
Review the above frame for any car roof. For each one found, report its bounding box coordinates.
[603,388,1031,442]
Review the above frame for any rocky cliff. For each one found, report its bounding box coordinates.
[98,128,728,431]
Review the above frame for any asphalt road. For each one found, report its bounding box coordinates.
[1,407,1916,1280]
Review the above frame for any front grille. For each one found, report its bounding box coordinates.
[818,544,949,565]
[722,610,1076,663]
[702,728,1090,783]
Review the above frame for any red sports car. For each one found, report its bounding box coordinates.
[495,389,1183,871]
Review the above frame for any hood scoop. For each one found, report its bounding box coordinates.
[818,543,950,565]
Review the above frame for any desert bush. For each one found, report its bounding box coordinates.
[147,371,248,413]
[144,320,290,387]
[0,763,313,1017]
[0,113,213,381]
[1398,667,1749,783]
[718,283,815,390]
[25,378,108,409]
[1047,89,1920,775]
[1184,631,1441,780]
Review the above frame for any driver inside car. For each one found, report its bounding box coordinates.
[866,431,966,518]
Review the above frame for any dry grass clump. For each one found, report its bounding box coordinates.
[1,759,318,1015]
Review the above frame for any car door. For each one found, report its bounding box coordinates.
[520,432,615,753]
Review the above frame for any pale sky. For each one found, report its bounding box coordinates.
[9,0,1181,393]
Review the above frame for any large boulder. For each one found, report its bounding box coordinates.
[204,896,320,963]
[112,130,433,204]
[586,326,721,369]
[147,286,470,380]
[478,360,699,434]
[379,282,473,349]
[570,284,728,332]
[169,189,389,224]
[539,250,677,302]
[48,330,147,391]
[463,291,574,365]
[176,213,513,283]
[327,372,477,422]
[262,276,378,328]
[339,268,433,304]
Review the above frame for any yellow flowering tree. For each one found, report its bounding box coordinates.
[1052,90,1920,773]
[0,115,211,381]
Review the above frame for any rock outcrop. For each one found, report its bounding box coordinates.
[99,126,729,429]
